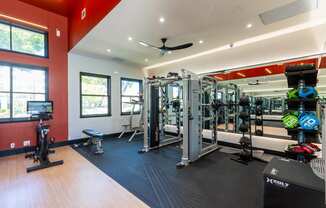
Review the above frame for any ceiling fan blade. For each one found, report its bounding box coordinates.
[138,41,160,50]
[164,43,193,51]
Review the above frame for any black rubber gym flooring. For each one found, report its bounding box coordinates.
[74,135,267,208]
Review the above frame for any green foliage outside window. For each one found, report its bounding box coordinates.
[0,23,10,50]
[0,22,47,57]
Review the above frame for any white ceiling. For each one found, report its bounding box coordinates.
[72,0,326,75]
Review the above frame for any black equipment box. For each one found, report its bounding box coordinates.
[263,157,325,208]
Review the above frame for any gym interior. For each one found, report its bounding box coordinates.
[1,1,326,208]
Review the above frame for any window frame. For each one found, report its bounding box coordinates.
[80,72,111,118]
[0,20,49,58]
[0,61,49,123]
[120,77,143,116]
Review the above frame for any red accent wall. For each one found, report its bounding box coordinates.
[0,0,68,151]
[68,0,121,50]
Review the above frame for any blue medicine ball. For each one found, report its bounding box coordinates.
[299,112,320,130]
[298,87,317,98]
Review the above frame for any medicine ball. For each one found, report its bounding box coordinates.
[240,136,251,148]
[255,129,263,136]
[239,96,250,106]
[287,89,299,100]
[255,98,263,106]
[239,123,249,132]
[255,119,263,125]
[239,112,250,120]
[299,112,320,130]
[282,113,299,129]
[256,107,263,116]
[298,87,318,99]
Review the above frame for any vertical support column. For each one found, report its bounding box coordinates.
[213,80,218,143]
[178,78,190,167]
[298,79,305,144]
[142,79,149,152]
[188,79,201,161]
[149,85,160,148]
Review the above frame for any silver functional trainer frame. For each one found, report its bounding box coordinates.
[177,72,219,167]
[140,70,220,167]
[139,73,183,152]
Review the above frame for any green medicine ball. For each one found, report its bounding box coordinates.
[287,89,299,100]
[282,113,299,129]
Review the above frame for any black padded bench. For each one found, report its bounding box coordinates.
[82,129,104,154]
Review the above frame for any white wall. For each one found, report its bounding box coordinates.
[68,53,144,140]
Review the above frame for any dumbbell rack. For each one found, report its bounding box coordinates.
[254,99,264,136]
[285,64,318,162]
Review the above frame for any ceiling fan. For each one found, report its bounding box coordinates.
[138,38,193,56]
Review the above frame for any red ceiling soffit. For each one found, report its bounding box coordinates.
[211,58,318,81]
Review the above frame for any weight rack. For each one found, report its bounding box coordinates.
[284,64,319,162]
[254,98,264,136]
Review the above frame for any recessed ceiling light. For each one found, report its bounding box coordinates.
[265,68,272,74]
[237,72,246,77]
[199,40,204,44]
[159,17,165,23]
[128,36,133,41]
[106,49,111,53]
[145,58,149,62]
[168,51,172,54]
[246,23,253,28]
[215,76,223,80]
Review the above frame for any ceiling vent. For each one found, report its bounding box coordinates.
[259,0,319,25]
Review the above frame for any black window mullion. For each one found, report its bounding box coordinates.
[9,66,13,119]
[9,25,12,51]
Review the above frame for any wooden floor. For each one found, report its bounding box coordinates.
[0,146,149,208]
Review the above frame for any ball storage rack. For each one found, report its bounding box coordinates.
[254,99,264,136]
[284,64,319,162]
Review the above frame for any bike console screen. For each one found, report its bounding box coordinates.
[27,101,53,115]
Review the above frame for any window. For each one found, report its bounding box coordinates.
[121,78,142,115]
[0,62,47,122]
[0,21,48,57]
[80,72,111,118]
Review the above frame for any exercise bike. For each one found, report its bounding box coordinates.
[25,101,64,173]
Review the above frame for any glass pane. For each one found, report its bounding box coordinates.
[0,23,10,50]
[122,96,140,113]
[0,65,10,91]
[13,93,45,118]
[172,87,180,99]
[82,96,108,116]
[12,26,45,56]
[0,93,10,119]
[13,67,45,93]
[81,75,108,95]
[121,80,140,96]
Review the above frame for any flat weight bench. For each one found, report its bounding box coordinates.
[82,129,104,154]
